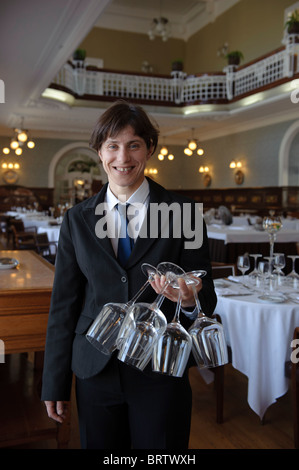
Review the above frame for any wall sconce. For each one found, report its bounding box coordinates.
[1,159,20,184]
[199,166,211,187]
[229,160,244,184]
[144,168,158,177]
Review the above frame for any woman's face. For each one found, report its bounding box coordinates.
[98,125,152,200]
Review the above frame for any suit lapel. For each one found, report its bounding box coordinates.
[80,183,116,261]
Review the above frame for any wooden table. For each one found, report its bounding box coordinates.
[0,250,70,448]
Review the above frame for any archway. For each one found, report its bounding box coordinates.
[278,120,299,186]
[48,142,107,204]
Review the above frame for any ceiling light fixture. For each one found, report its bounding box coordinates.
[148,2,171,42]
[184,129,204,156]
[3,117,36,155]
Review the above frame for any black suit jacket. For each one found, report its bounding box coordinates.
[41,178,217,401]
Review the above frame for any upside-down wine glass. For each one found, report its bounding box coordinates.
[273,253,285,286]
[237,254,250,285]
[286,255,299,288]
[86,263,160,355]
[188,271,229,368]
[116,262,187,371]
[248,254,262,285]
[152,272,202,378]
[257,260,270,296]
[262,214,283,259]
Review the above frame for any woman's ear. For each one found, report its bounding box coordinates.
[98,150,102,161]
[146,145,153,161]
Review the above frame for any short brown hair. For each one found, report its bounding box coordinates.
[89,100,159,155]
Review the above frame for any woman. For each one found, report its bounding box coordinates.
[41,100,217,449]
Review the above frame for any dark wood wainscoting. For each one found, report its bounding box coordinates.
[172,186,299,216]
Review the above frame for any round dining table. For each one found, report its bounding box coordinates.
[214,277,299,420]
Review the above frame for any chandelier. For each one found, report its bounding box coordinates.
[157,142,174,161]
[2,118,35,156]
[183,129,204,156]
[148,17,171,41]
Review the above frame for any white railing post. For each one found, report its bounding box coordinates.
[282,33,299,77]
[170,71,186,104]
[223,65,236,100]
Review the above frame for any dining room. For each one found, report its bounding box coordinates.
[0,0,299,455]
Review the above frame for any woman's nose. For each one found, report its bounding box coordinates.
[117,146,130,162]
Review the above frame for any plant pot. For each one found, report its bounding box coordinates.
[171,61,183,72]
[288,22,299,34]
[228,57,240,66]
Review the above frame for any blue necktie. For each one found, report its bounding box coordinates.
[117,203,133,266]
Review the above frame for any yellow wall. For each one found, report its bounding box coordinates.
[186,0,296,74]
[80,28,185,75]
[79,0,296,75]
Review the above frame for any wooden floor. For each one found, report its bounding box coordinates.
[4,359,294,450]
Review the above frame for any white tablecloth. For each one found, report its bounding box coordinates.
[207,225,299,244]
[214,277,299,419]
[37,226,60,243]
[6,211,56,229]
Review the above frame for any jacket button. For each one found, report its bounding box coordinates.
[121,276,127,283]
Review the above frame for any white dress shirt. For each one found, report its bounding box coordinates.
[105,178,149,257]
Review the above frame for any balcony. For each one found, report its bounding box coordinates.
[44,35,299,112]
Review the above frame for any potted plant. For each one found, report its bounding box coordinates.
[171,59,184,72]
[285,10,299,34]
[225,51,244,66]
[73,49,86,61]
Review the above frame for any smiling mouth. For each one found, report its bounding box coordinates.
[114,166,135,173]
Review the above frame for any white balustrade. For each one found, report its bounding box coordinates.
[50,39,299,105]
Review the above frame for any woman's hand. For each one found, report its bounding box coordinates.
[150,274,202,308]
[44,400,69,424]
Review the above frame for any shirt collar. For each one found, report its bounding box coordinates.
[106,178,149,209]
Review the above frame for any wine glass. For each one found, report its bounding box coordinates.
[248,254,262,285]
[86,263,159,355]
[273,253,285,286]
[152,274,201,378]
[237,254,250,285]
[257,260,270,296]
[117,262,186,370]
[286,255,299,288]
[187,271,228,368]
[262,214,283,259]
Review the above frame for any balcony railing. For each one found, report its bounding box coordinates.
[49,35,299,107]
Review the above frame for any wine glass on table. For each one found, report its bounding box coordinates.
[86,263,160,355]
[152,271,203,378]
[237,254,250,285]
[257,260,270,296]
[187,271,228,369]
[286,255,299,288]
[262,214,283,259]
[272,253,285,286]
[248,254,262,285]
[117,262,186,371]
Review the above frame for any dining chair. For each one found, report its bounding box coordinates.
[211,262,236,279]
[35,232,57,264]
[285,326,299,449]
[9,224,37,250]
